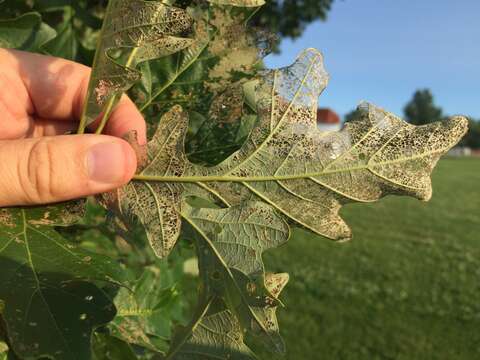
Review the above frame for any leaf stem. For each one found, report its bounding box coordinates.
[95,47,140,135]
[93,96,117,135]
[132,146,445,185]
[77,0,114,135]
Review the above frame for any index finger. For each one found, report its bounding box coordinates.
[0,49,147,144]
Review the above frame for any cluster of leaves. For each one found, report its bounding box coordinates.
[0,0,107,64]
[0,1,468,360]
[0,0,337,64]
[253,0,333,42]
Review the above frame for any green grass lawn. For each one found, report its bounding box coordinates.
[258,158,480,359]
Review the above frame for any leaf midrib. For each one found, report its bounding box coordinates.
[133,147,445,187]
[20,210,75,359]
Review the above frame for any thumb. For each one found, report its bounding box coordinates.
[0,135,137,207]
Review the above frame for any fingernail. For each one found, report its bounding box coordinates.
[86,142,128,183]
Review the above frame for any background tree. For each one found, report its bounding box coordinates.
[254,0,334,47]
[404,89,443,125]
[0,0,336,62]
[461,118,480,149]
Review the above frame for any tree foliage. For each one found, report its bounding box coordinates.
[0,1,468,360]
[404,89,444,125]
[461,118,480,149]
[253,0,334,48]
[0,0,336,63]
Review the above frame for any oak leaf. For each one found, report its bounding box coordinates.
[111,48,468,258]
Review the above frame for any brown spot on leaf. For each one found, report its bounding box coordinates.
[0,210,15,228]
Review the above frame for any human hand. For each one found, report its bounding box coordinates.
[0,49,146,207]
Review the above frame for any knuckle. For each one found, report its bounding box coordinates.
[36,73,65,116]
[21,140,60,203]
[36,63,90,118]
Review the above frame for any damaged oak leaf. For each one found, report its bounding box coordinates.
[167,299,257,360]
[104,179,290,355]
[204,5,272,95]
[187,48,468,239]
[102,106,189,258]
[116,48,467,257]
[0,203,124,360]
[132,3,274,165]
[180,201,289,354]
[78,0,194,132]
[136,3,272,114]
[166,201,289,358]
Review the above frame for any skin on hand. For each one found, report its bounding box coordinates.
[0,49,147,207]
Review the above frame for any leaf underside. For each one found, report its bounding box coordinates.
[171,306,256,360]
[167,202,289,358]
[183,202,289,352]
[105,44,466,358]
[112,48,468,259]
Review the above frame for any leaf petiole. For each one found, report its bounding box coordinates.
[94,47,139,135]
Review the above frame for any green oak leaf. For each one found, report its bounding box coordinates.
[0,12,56,51]
[42,10,78,60]
[78,0,194,131]
[111,48,468,259]
[109,267,182,354]
[0,204,124,360]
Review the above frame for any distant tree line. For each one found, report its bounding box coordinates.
[345,89,480,149]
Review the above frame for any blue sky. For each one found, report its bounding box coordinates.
[264,0,480,120]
